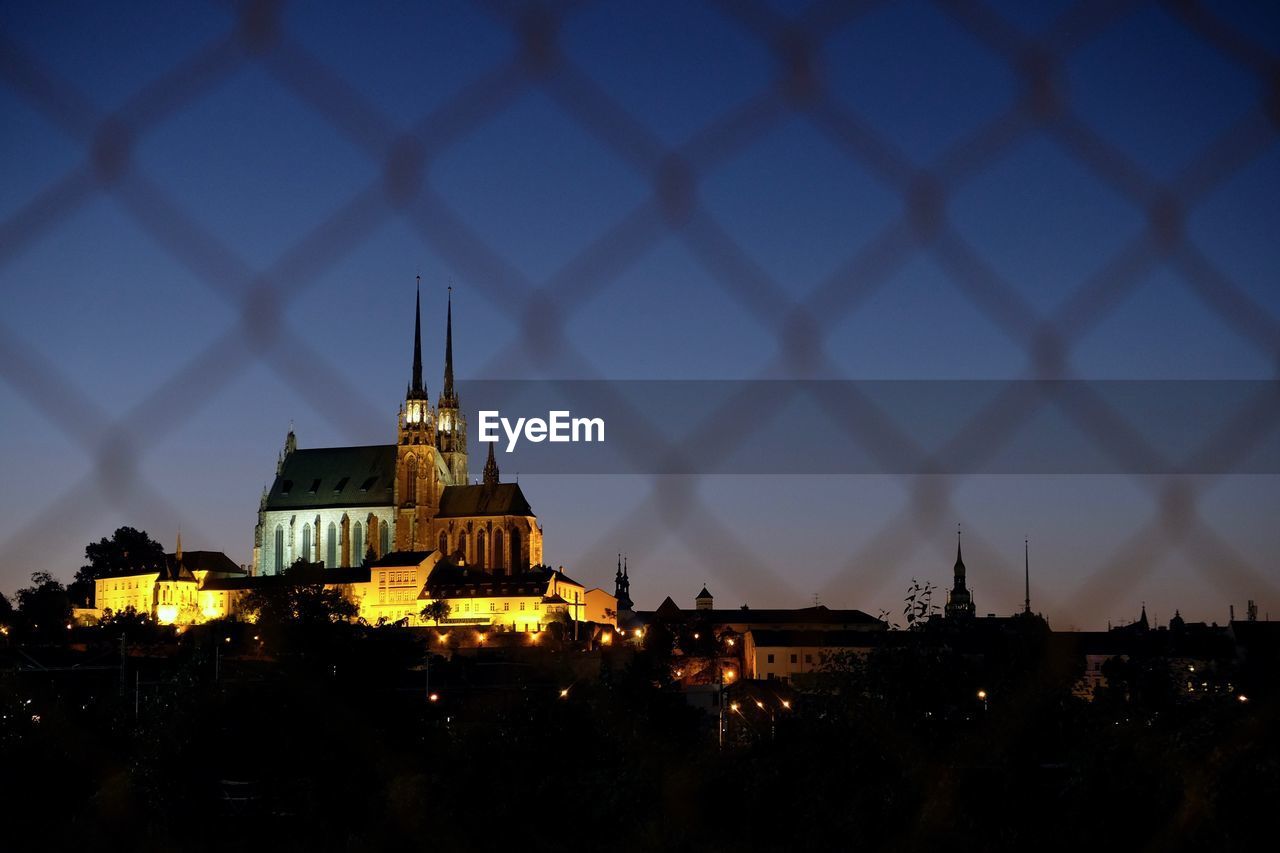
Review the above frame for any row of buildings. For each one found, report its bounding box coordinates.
[79,284,1275,707]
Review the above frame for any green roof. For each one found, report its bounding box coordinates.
[265,445,396,511]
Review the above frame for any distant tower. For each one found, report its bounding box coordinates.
[614,554,633,612]
[696,585,714,611]
[395,278,439,551]
[1023,538,1031,616]
[436,285,468,486]
[945,526,975,619]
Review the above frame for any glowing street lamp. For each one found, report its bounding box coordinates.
[429,692,439,703]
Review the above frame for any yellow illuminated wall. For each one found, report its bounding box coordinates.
[95,572,160,619]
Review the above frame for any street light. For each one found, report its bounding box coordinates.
[429,692,439,703]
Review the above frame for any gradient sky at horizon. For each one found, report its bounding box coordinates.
[2,0,1279,628]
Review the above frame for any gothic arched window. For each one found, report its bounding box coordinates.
[380,520,390,556]
[301,524,312,562]
[273,525,284,574]
[352,522,363,565]
[476,530,486,569]
[326,522,337,568]
[406,455,418,505]
[438,530,448,556]
[494,529,504,573]
[510,528,521,572]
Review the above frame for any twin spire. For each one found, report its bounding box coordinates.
[407,275,457,406]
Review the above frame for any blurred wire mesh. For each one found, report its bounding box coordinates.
[0,0,1277,619]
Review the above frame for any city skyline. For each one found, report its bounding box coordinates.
[3,0,1279,629]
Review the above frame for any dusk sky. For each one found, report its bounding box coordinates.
[2,0,1278,628]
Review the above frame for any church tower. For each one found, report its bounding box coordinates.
[395,279,439,551]
[944,526,975,619]
[436,286,468,486]
[614,554,633,612]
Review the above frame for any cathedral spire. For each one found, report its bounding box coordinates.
[482,441,499,486]
[442,284,455,404]
[176,529,183,562]
[409,276,426,398]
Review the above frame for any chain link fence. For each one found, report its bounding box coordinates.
[1,0,1278,622]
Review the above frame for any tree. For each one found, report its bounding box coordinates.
[73,526,166,605]
[16,571,72,637]
[420,599,451,626]
[902,578,937,629]
[239,561,358,626]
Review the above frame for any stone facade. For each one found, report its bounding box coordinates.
[252,284,543,577]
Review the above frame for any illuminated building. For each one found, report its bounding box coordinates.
[419,562,603,631]
[93,534,246,625]
[85,284,613,633]
[251,282,543,577]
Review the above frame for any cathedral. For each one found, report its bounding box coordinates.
[251,283,544,577]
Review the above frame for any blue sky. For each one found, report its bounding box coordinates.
[2,0,1278,627]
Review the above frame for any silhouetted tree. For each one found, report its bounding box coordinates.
[420,599,451,626]
[902,578,937,629]
[73,526,166,605]
[240,561,357,626]
[16,571,72,638]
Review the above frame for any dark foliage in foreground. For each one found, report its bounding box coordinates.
[1,621,1275,853]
